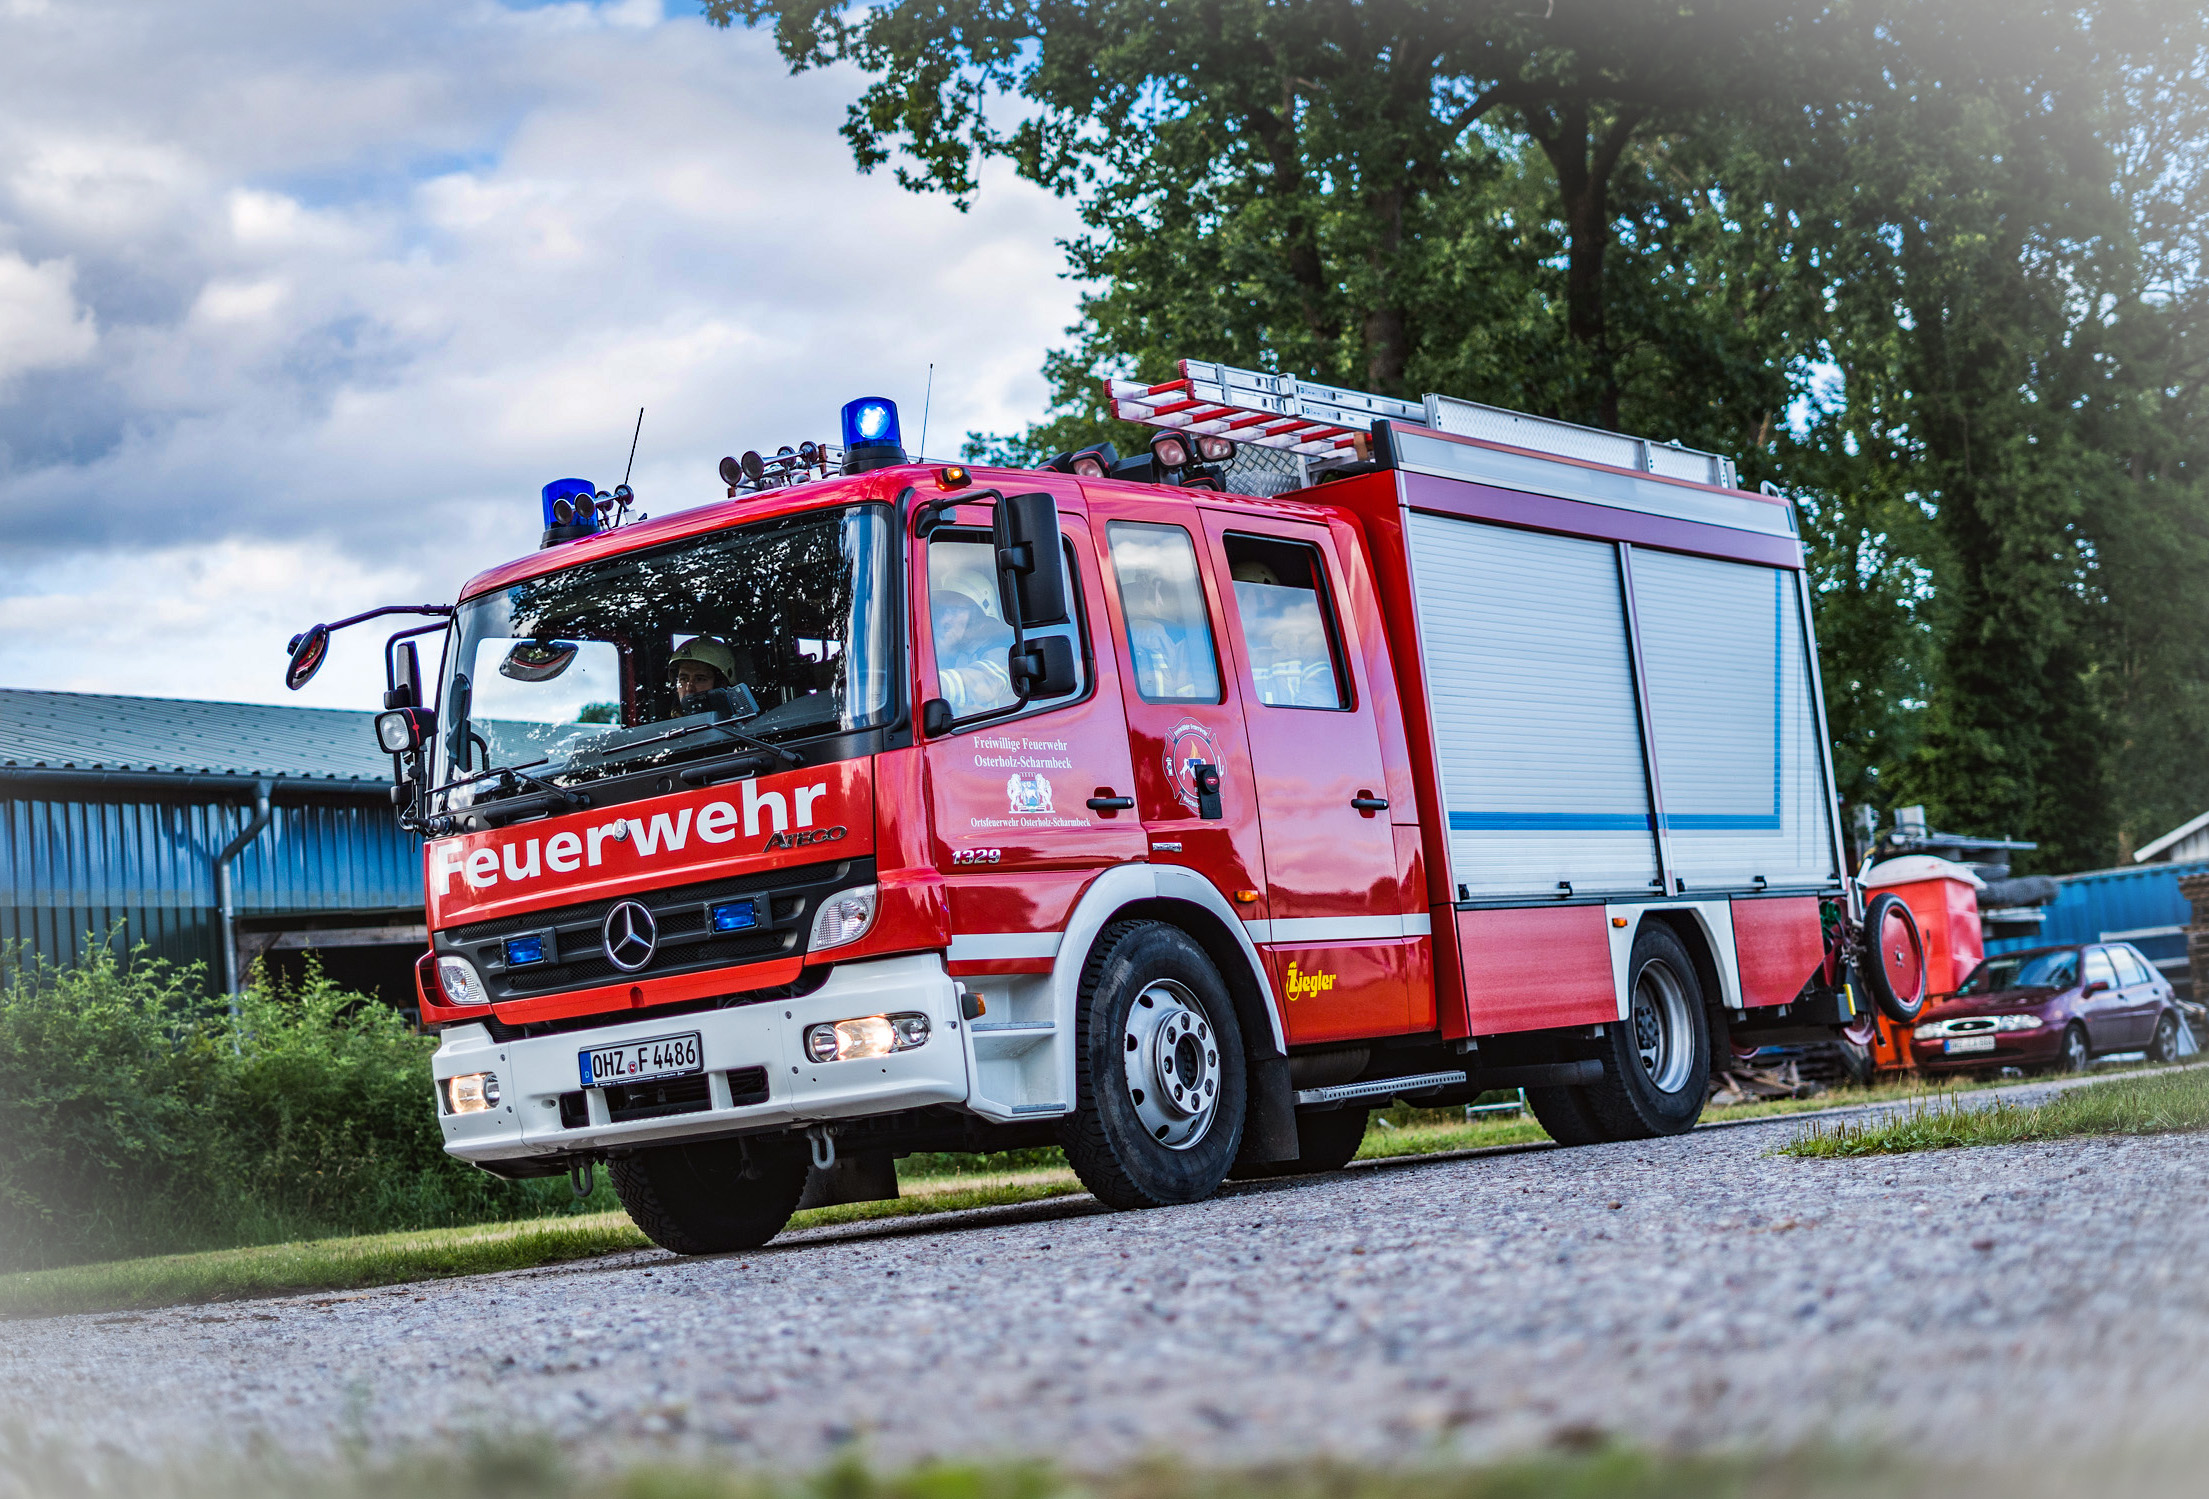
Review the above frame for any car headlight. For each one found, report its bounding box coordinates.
[808,884,878,952]
[1913,1021,1942,1041]
[436,954,490,1006]
[1993,1014,2045,1031]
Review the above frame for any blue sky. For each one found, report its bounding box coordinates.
[0,0,1083,710]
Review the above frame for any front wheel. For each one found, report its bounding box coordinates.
[1582,923,1711,1139]
[2056,1023,2090,1074]
[2149,1010,2183,1064]
[609,1136,809,1254]
[1059,920,1247,1210]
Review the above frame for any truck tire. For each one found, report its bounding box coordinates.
[1228,1106,1369,1179]
[1526,1084,1608,1145]
[1583,923,1711,1139]
[1059,920,1248,1209]
[1861,892,1927,1024]
[609,1135,809,1255]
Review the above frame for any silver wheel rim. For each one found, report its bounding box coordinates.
[1122,977,1221,1150]
[2067,1030,2087,1069]
[1630,957,1696,1094]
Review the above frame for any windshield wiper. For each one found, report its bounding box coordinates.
[422,757,584,809]
[592,715,803,772]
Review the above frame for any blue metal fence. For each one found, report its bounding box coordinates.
[1,790,423,974]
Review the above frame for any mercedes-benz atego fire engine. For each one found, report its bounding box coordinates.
[288,367,1931,1254]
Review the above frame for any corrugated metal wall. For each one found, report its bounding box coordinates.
[1,790,423,973]
[1986,859,2209,981]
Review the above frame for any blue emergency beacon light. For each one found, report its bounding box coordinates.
[540,477,600,548]
[840,397,906,474]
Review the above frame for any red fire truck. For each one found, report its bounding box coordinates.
[287,363,1928,1254]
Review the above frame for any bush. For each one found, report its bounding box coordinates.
[0,945,610,1272]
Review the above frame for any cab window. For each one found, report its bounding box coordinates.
[1107,521,1223,703]
[1222,533,1349,710]
[2083,948,2118,991]
[926,532,1086,723]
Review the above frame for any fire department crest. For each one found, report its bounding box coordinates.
[1006,772,1054,815]
[1163,720,1218,812]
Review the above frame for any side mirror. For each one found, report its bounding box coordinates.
[285,623,331,690]
[376,706,436,755]
[920,697,955,738]
[1008,636,1078,700]
[995,492,1070,628]
[2083,979,2110,996]
[385,640,421,710]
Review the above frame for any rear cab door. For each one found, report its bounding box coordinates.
[1197,506,1420,1041]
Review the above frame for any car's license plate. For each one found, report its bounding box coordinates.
[1945,1035,1997,1054]
[580,1031,703,1088]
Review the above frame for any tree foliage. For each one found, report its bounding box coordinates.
[714,0,2209,869]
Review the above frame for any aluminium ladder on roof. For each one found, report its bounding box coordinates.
[1104,358,1738,489]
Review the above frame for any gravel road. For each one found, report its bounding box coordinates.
[6,1078,2206,1472]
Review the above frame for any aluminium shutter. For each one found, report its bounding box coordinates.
[1628,549,1838,891]
[1405,514,1659,898]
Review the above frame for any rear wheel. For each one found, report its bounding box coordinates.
[1059,921,1247,1210]
[609,1135,809,1255]
[1581,924,1711,1140]
[1229,1106,1369,1179]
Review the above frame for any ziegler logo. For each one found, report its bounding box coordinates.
[1283,962,1338,1002]
[764,825,847,852]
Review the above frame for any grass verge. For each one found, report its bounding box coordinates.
[0,1169,1087,1321]
[0,1440,1953,1499]
[1782,1063,2209,1157]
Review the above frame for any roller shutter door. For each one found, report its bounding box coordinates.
[1629,549,1838,891]
[1406,515,1660,898]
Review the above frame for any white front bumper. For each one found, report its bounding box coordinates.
[432,952,970,1164]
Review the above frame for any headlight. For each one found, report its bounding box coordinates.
[444,1072,500,1113]
[1913,1022,1942,1040]
[804,1011,930,1063]
[1993,1014,2045,1031]
[436,955,490,1006]
[808,884,878,952]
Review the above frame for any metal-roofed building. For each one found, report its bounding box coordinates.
[1,689,424,1002]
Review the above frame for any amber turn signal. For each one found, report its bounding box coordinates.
[936,465,972,490]
[1611,916,1628,928]
[1234,889,1260,904]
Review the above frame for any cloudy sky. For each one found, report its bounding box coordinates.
[0,0,1084,711]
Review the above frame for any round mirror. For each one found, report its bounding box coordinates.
[285,623,330,691]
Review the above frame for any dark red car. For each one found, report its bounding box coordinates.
[1909,942,2188,1074]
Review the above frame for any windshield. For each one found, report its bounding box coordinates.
[1957,948,2079,996]
[434,504,894,805]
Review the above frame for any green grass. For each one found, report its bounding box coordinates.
[1781,1064,2209,1157]
[0,1441,1946,1499]
[0,1167,1088,1321]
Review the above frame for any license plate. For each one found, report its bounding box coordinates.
[1945,1035,1997,1054]
[580,1031,703,1088]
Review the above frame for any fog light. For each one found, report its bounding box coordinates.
[804,1011,931,1063]
[504,935,546,966]
[446,1072,501,1113]
[808,884,878,951]
[437,955,490,1005]
[710,899,758,933]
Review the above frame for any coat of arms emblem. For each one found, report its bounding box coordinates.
[1006,772,1054,814]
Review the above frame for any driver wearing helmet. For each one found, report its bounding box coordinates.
[668,636,743,717]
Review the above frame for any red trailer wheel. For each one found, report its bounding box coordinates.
[1861,892,1928,1024]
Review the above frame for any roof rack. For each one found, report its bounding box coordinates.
[1105,358,1738,488]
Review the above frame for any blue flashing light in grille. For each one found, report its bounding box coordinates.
[710,900,759,933]
[504,935,547,966]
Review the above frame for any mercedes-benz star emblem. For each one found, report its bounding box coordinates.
[601,900,658,972]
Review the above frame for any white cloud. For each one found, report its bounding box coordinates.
[0,0,1086,706]
[0,252,96,382]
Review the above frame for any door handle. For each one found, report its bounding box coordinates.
[1351,794,1389,813]
[1087,792,1135,812]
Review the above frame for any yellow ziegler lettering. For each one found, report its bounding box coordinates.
[1283,962,1338,1002]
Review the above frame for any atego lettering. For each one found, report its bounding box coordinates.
[431,781,833,896]
[765,825,847,851]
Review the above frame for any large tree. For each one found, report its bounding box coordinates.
[715,0,2209,870]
